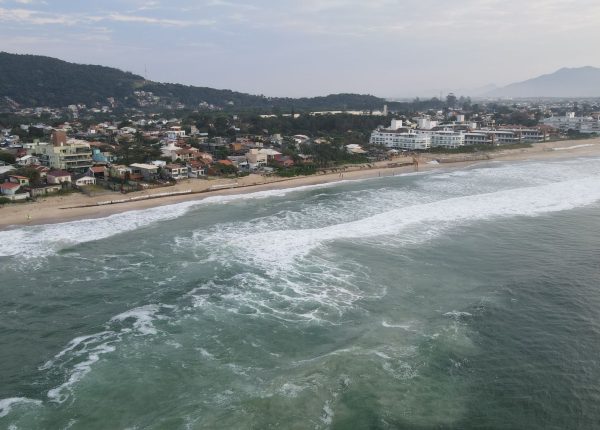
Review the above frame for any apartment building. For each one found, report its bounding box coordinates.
[542,112,600,134]
[29,132,93,171]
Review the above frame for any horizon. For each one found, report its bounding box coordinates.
[0,1,599,98]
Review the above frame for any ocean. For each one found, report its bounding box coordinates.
[1,157,600,429]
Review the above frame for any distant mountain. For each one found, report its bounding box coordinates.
[0,52,385,111]
[486,67,600,98]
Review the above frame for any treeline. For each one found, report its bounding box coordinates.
[0,52,386,111]
[0,52,142,107]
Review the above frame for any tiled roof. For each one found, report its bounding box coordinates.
[0,182,20,190]
[48,170,71,177]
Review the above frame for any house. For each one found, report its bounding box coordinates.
[47,170,72,184]
[31,164,50,179]
[129,163,159,181]
[0,182,21,195]
[297,154,314,164]
[109,165,132,180]
[88,166,107,179]
[0,165,16,175]
[163,164,187,180]
[198,152,213,163]
[246,148,268,169]
[28,184,63,198]
[16,154,40,166]
[171,148,199,163]
[73,173,96,187]
[187,160,207,178]
[91,148,113,164]
[275,155,295,168]
[257,148,282,161]
[345,144,367,154]
[227,156,249,170]
[9,175,30,186]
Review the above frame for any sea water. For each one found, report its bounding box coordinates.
[1,157,600,429]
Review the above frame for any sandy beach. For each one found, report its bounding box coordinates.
[2,137,600,229]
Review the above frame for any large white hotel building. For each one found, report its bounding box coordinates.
[370,120,546,150]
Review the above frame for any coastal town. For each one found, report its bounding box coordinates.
[1,95,600,204]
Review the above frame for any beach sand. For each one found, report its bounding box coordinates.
[1,138,599,229]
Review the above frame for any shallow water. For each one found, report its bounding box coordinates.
[2,158,600,429]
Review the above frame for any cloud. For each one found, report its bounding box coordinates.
[102,13,214,27]
[0,7,215,27]
[0,7,70,25]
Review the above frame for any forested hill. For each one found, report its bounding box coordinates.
[0,52,385,111]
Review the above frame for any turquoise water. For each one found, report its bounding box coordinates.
[2,158,600,429]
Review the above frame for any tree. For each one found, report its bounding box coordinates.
[14,167,42,186]
[0,151,16,164]
[446,93,457,108]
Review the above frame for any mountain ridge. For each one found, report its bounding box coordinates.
[0,52,385,111]
[486,66,600,98]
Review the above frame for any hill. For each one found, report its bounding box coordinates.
[0,52,384,111]
[486,66,600,98]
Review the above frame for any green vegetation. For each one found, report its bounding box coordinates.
[0,52,142,107]
[0,52,385,111]
[11,166,42,186]
[275,165,317,177]
[428,142,533,154]
[0,151,16,164]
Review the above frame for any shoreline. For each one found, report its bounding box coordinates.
[2,137,600,229]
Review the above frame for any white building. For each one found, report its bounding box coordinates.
[29,139,93,171]
[166,126,186,140]
[370,130,431,150]
[429,131,465,149]
[542,113,600,134]
[345,144,367,154]
[417,118,438,130]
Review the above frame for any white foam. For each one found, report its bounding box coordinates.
[0,180,360,259]
[0,397,42,418]
[321,400,334,425]
[229,175,600,266]
[198,348,215,360]
[3,158,599,261]
[553,144,595,151]
[110,304,161,336]
[382,321,414,330]
[47,343,116,403]
[39,331,114,371]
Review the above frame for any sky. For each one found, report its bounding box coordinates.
[1,0,599,98]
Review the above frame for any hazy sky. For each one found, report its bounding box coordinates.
[1,0,599,97]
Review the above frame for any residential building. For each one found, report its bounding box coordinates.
[346,144,367,154]
[464,132,491,146]
[73,174,96,186]
[9,175,30,186]
[171,148,199,163]
[163,164,187,180]
[109,165,132,180]
[187,160,207,178]
[0,182,21,195]
[129,163,159,181]
[30,137,93,171]
[16,155,40,166]
[246,148,268,169]
[542,112,600,134]
[47,170,72,184]
[429,131,465,149]
[88,166,107,179]
[370,127,431,150]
